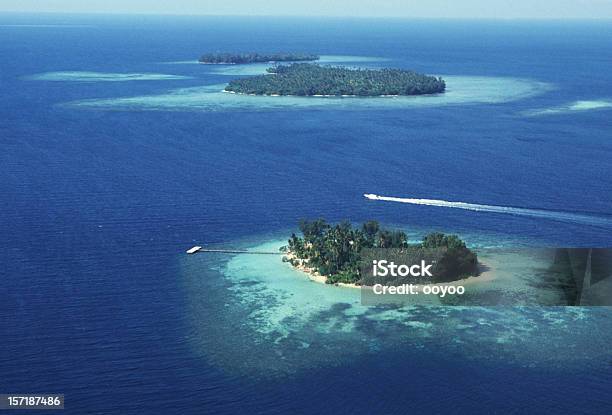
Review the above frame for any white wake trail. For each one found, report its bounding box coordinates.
[364,194,612,227]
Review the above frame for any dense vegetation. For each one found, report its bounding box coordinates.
[283,219,478,284]
[199,53,319,64]
[225,63,446,96]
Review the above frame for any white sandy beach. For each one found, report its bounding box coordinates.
[282,249,493,290]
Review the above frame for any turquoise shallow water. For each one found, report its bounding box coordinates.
[204,54,390,75]
[25,71,192,81]
[180,236,611,379]
[525,99,612,116]
[66,74,550,111]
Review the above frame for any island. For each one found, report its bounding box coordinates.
[281,219,478,285]
[199,52,319,64]
[224,63,446,96]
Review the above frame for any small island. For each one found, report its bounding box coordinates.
[282,219,478,285]
[199,52,319,64]
[224,63,446,96]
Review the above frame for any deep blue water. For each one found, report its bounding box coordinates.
[1,14,612,414]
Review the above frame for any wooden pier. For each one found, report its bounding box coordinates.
[186,246,281,255]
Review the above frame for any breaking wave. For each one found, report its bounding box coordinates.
[524,100,612,116]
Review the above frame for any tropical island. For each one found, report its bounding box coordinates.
[224,63,446,96]
[199,52,319,64]
[281,219,478,285]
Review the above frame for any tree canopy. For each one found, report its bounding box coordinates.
[285,220,477,284]
[225,63,446,96]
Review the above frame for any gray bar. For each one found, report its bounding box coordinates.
[359,248,612,306]
[0,395,64,410]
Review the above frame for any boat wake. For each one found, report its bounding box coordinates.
[364,193,612,227]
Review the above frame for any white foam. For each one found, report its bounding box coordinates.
[26,71,191,82]
[364,193,612,227]
[524,99,612,116]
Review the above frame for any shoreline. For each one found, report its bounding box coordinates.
[200,60,319,65]
[282,250,490,290]
[283,251,361,288]
[221,89,438,98]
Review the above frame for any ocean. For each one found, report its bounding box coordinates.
[1,14,611,413]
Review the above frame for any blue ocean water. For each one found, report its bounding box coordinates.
[1,14,612,413]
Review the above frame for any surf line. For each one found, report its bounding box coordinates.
[363,193,612,227]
